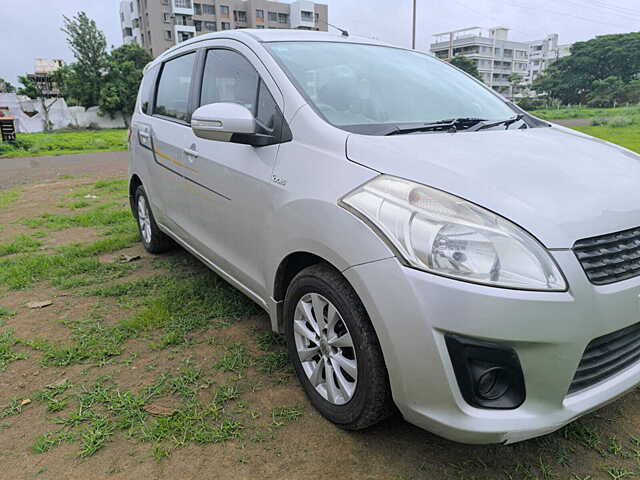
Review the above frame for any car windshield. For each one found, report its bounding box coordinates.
[265,41,520,135]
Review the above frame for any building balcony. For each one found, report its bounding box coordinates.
[174,24,196,42]
[172,0,194,16]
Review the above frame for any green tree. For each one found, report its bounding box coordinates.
[17,75,60,132]
[56,12,108,107]
[622,78,640,104]
[450,56,481,81]
[586,76,626,107]
[99,43,153,126]
[533,32,640,104]
[0,78,15,93]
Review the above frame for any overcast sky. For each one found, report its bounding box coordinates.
[1,0,638,86]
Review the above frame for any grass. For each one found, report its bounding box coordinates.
[0,237,139,290]
[532,105,640,120]
[0,234,42,257]
[0,328,28,370]
[0,129,127,159]
[572,125,640,154]
[0,188,21,208]
[22,259,257,368]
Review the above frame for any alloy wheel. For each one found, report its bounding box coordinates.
[293,293,357,405]
[137,195,152,244]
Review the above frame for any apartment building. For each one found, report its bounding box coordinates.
[26,59,65,98]
[527,33,572,84]
[120,0,328,57]
[430,27,572,98]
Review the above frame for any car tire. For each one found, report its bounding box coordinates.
[284,263,394,430]
[134,185,174,254]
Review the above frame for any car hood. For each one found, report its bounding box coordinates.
[346,126,640,249]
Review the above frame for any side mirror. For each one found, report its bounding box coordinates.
[191,102,256,142]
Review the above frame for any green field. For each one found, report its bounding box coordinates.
[532,105,640,121]
[0,129,128,158]
[572,125,640,154]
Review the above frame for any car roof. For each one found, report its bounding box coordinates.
[152,29,396,66]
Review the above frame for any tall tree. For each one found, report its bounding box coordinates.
[17,75,59,132]
[57,12,108,107]
[0,78,16,93]
[450,56,482,81]
[99,43,153,126]
[533,32,640,104]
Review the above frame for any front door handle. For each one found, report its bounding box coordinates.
[183,148,199,160]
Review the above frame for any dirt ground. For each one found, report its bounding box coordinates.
[2,152,640,480]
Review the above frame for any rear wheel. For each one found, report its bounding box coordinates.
[284,264,393,430]
[134,185,174,254]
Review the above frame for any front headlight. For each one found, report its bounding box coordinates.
[341,175,566,291]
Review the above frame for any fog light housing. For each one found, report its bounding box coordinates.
[445,334,525,409]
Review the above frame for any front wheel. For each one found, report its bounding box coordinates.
[134,185,174,254]
[284,264,393,430]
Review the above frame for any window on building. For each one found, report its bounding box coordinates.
[178,31,193,42]
[175,14,189,25]
[278,13,288,24]
[205,21,216,31]
[194,20,202,31]
[203,4,215,15]
[234,10,247,22]
[268,12,277,22]
[164,30,172,40]
[155,53,195,121]
[194,3,201,15]
[221,22,230,30]
[220,5,229,17]
[163,12,171,23]
[130,2,134,11]
[161,0,168,4]
[315,12,319,24]
[256,25,264,28]
[301,11,313,21]
[256,9,264,19]
[174,0,192,8]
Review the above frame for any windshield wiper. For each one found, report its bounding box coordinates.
[384,117,486,136]
[465,114,525,132]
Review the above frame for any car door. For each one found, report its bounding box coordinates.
[145,50,199,236]
[176,41,286,300]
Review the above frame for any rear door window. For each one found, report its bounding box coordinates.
[140,64,159,114]
[155,52,196,122]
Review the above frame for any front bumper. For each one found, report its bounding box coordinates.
[343,250,640,444]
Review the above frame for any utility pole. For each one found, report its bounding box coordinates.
[412,0,417,49]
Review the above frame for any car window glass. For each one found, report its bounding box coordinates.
[140,64,159,114]
[155,53,195,121]
[201,50,259,115]
[256,80,278,132]
[267,42,515,130]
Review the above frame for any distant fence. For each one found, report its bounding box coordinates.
[0,93,126,133]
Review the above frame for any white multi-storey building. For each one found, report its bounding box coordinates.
[119,0,328,58]
[430,27,572,99]
[527,33,572,84]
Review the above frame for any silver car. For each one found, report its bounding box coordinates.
[129,29,640,444]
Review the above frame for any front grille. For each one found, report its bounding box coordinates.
[573,226,640,285]
[569,322,640,394]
